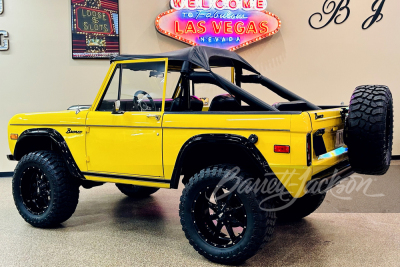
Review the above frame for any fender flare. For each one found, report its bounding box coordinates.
[170,134,274,189]
[14,128,84,179]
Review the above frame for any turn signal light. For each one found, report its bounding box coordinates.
[10,134,18,140]
[274,145,290,153]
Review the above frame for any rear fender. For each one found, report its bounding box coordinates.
[170,134,275,189]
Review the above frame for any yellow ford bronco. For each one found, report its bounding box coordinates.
[7,47,393,264]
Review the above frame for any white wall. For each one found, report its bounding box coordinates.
[0,0,399,172]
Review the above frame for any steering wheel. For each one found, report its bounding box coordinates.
[133,90,156,111]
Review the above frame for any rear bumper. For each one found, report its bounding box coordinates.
[7,154,15,161]
[306,160,354,194]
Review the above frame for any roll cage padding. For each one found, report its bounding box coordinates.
[240,75,321,111]
[188,71,277,111]
[170,134,275,189]
[14,128,84,179]
[189,72,221,87]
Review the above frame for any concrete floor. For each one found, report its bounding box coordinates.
[0,167,399,266]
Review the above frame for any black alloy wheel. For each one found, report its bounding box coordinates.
[192,186,247,248]
[20,166,51,215]
[13,151,80,228]
[180,165,276,264]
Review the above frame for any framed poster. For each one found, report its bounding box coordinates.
[71,0,119,59]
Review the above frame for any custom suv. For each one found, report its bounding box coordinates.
[7,47,393,264]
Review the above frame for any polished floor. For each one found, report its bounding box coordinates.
[0,166,399,267]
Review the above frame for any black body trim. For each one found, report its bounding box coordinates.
[306,160,354,194]
[7,154,15,161]
[0,172,14,178]
[318,105,348,109]
[14,128,84,179]
[82,172,170,184]
[170,134,275,189]
[306,133,312,167]
[164,111,301,115]
[313,130,327,157]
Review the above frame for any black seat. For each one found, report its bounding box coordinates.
[190,96,204,111]
[209,94,241,112]
[170,96,204,112]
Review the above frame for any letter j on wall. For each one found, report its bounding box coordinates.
[0,0,3,15]
[155,0,281,51]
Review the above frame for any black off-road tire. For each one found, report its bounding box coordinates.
[345,85,393,175]
[276,193,326,222]
[180,165,276,265]
[115,184,159,198]
[12,151,80,228]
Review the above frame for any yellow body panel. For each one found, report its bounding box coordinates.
[85,111,164,177]
[162,113,292,183]
[7,59,348,197]
[86,58,168,178]
[308,109,346,175]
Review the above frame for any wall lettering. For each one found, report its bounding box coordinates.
[362,0,385,29]
[0,31,9,51]
[0,0,8,51]
[309,0,350,30]
[309,0,387,30]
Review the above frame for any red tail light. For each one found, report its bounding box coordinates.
[274,145,290,153]
[306,133,312,166]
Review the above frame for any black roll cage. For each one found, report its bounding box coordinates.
[172,63,321,112]
[112,47,321,112]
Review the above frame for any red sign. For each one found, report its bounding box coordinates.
[156,0,281,51]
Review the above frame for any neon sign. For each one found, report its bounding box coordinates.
[156,0,281,51]
[76,7,114,34]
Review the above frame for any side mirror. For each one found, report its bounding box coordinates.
[112,100,124,114]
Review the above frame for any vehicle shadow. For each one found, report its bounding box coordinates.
[111,196,168,236]
[69,189,330,266]
[245,219,330,266]
[110,195,330,266]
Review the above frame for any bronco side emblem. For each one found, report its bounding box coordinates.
[66,128,83,134]
[315,113,324,120]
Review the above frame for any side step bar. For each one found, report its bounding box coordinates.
[306,161,354,195]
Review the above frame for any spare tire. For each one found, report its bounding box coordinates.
[345,85,393,175]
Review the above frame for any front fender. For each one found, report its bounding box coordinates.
[14,128,83,179]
